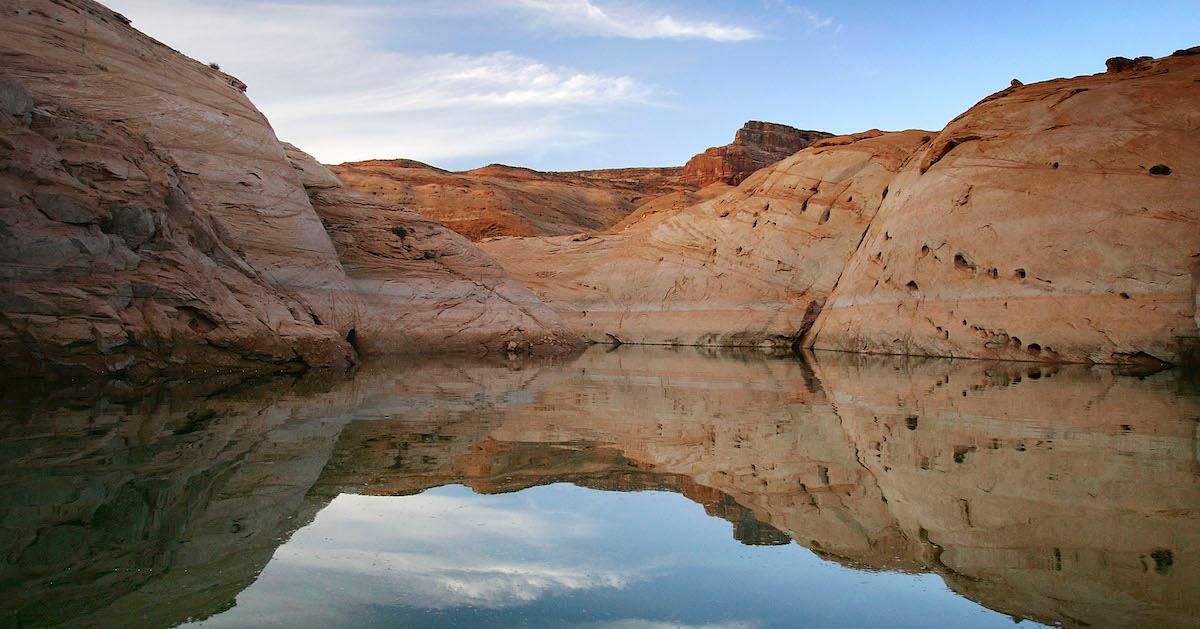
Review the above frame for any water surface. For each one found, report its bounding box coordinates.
[1,347,1197,628]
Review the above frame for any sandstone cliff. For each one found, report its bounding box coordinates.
[487,50,1200,365]
[330,159,688,240]
[680,120,833,187]
[0,0,576,378]
[483,130,931,347]
[808,50,1200,365]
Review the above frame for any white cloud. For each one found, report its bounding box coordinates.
[105,0,660,165]
[510,0,760,42]
[763,0,840,32]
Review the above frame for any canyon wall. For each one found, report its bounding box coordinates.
[487,51,1200,364]
[483,130,930,347]
[809,49,1200,364]
[0,0,576,378]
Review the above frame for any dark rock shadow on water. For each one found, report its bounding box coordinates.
[0,346,1197,628]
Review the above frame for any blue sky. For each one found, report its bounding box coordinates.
[108,0,1200,170]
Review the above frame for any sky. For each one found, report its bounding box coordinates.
[106,0,1200,171]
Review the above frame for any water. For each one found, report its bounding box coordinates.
[1,347,1196,628]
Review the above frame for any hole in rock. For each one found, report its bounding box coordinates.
[905,280,919,290]
[1015,268,1027,279]
[954,253,976,271]
[1149,164,1171,176]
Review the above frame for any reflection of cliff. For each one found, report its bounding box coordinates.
[0,355,565,628]
[1,347,1197,628]
[814,355,1200,628]
[316,347,1200,627]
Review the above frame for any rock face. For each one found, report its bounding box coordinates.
[0,0,357,377]
[680,121,832,187]
[483,130,931,347]
[330,159,688,240]
[284,146,580,355]
[0,0,577,377]
[808,50,1200,365]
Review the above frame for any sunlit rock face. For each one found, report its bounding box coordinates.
[810,50,1200,365]
[482,131,929,348]
[0,0,360,377]
[1,348,1196,627]
[681,121,833,187]
[331,159,689,240]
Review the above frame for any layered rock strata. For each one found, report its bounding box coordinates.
[330,159,689,240]
[680,120,833,187]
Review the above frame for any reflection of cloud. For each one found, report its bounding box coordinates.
[105,1,656,164]
[245,492,647,612]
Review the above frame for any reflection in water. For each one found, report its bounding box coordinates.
[0,348,1196,628]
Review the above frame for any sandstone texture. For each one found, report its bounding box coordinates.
[488,51,1199,365]
[680,120,832,187]
[808,50,1200,364]
[284,145,580,355]
[0,0,357,377]
[483,130,931,347]
[0,0,576,377]
[330,159,688,240]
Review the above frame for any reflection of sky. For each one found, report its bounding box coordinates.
[194,484,1043,628]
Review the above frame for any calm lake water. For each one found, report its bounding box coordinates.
[1,347,1197,628]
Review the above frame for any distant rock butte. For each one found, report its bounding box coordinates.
[0,0,576,378]
[680,121,833,187]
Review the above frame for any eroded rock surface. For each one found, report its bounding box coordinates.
[483,130,931,347]
[809,51,1200,364]
[680,121,832,187]
[0,0,362,377]
[0,0,577,376]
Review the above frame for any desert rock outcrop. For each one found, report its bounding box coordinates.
[483,130,931,347]
[680,121,832,187]
[808,50,1200,364]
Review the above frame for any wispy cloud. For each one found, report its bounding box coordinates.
[106,0,659,165]
[763,0,840,32]
[510,0,760,42]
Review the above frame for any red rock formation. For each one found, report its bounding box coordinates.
[331,159,689,240]
[680,121,832,187]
